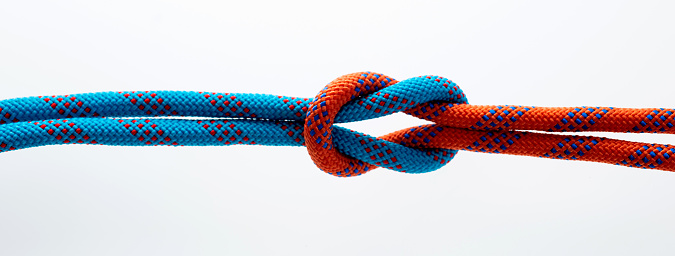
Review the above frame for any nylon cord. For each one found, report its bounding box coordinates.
[1,72,673,177]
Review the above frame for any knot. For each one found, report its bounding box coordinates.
[303,72,468,177]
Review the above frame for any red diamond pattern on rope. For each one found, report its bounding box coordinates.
[120,91,177,116]
[198,120,256,145]
[118,119,179,146]
[33,119,99,144]
[0,107,19,124]
[40,95,101,118]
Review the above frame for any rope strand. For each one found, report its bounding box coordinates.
[1,71,673,177]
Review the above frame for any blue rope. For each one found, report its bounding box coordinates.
[0,74,466,174]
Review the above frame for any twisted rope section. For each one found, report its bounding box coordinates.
[303,72,466,176]
[382,126,675,170]
[411,104,675,133]
[1,71,674,177]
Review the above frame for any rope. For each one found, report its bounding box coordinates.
[1,72,673,177]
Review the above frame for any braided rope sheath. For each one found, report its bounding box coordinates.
[1,72,674,177]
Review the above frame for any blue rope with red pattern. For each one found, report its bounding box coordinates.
[1,72,674,177]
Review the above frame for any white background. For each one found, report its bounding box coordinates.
[1,0,675,255]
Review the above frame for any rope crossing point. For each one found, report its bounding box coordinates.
[1,72,674,177]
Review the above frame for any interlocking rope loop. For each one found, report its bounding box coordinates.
[1,71,675,177]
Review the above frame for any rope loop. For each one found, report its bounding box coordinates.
[304,72,468,177]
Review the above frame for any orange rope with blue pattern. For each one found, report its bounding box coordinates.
[306,73,675,176]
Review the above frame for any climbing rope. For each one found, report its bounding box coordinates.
[1,72,674,177]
